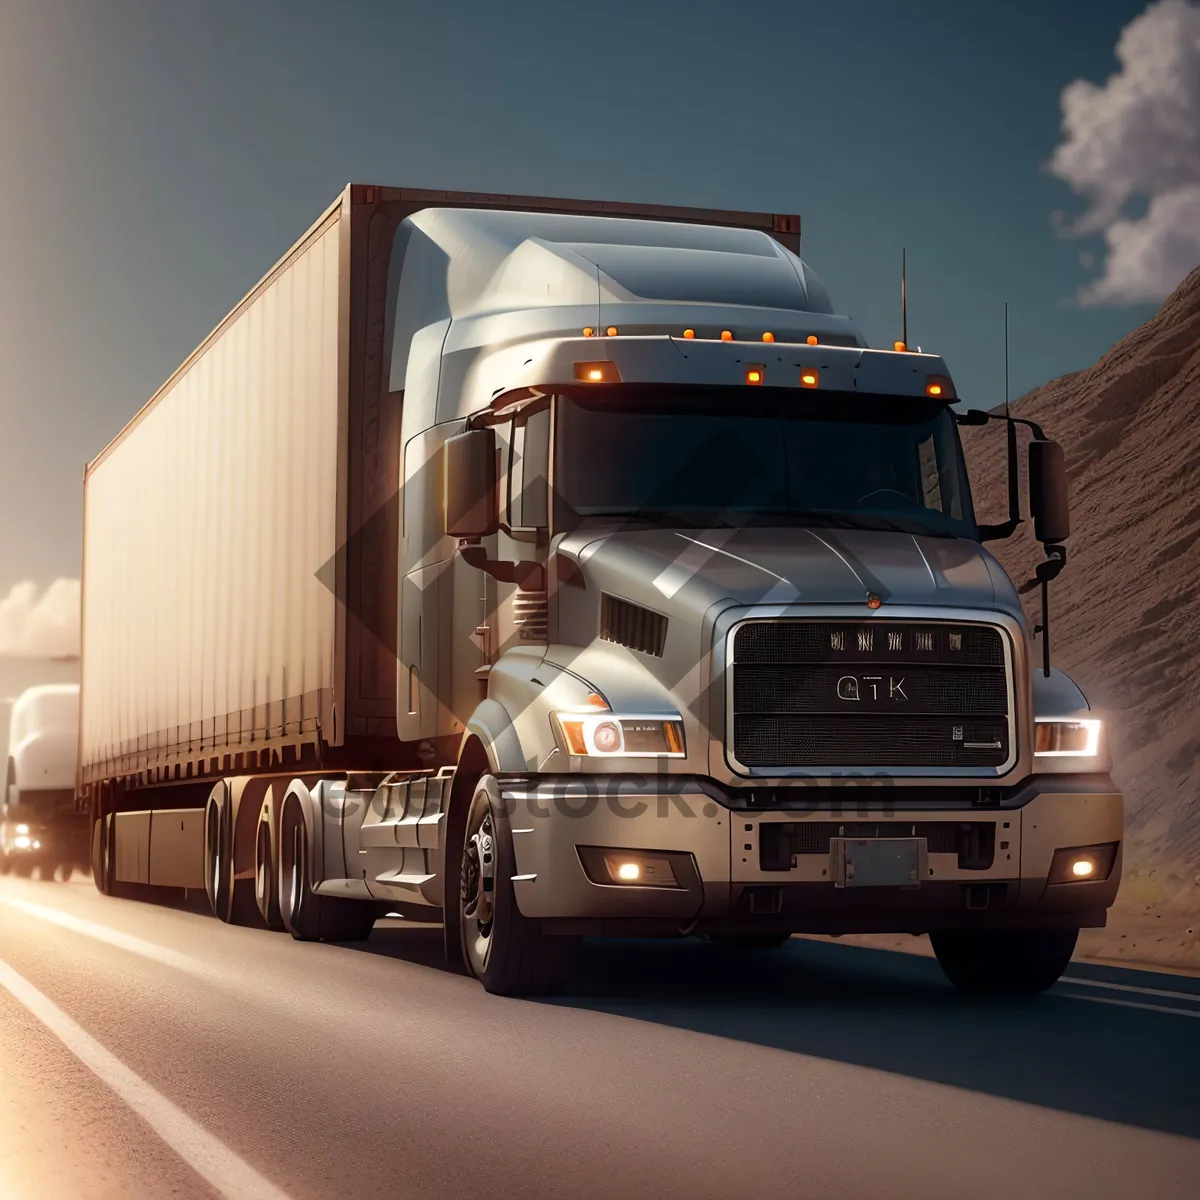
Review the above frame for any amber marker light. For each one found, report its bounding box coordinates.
[762,332,775,343]
[606,326,618,336]
[746,365,764,385]
[925,374,956,399]
[806,335,819,345]
[573,361,621,383]
[894,340,908,352]
[721,330,733,341]
[799,368,819,388]
[683,328,696,338]
[866,593,883,610]
[582,327,594,337]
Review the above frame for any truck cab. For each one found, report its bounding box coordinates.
[356,207,1122,993]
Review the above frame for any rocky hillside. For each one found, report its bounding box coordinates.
[961,265,1200,964]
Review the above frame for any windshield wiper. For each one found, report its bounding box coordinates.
[578,509,736,529]
[743,508,955,536]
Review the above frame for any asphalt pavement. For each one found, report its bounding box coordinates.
[0,872,1197,1199]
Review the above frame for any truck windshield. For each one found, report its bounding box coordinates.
[554,386,977,539]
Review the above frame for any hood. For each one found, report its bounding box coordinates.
[558,525,1025,624]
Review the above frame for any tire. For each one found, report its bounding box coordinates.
[12,858,33,878]
[931,928,1079,995]
[204,785,260,926]
[457,776,575,996]
[704,932,792,949]
[254,816,285,931]
[277,793,375,943]
[0,852,10,876]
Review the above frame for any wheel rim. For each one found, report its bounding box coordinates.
[460,795,496,975]
[255,825,270,912]
[207,804,221,904]
[289,821,304,925]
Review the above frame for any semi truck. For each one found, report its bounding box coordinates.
[4,683,85,878]
[79,183,1123,995]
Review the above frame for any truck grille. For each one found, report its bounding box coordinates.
[730,620,1010,769]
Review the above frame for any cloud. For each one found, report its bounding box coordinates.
[1047,0,1200,306]
[0,579,81,658]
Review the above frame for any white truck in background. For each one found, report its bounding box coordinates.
[3,683,85,878]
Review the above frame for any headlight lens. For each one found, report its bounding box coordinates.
[553,713,686,758]
[1035,718,1101,757]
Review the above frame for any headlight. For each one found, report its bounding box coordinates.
[1035,718,1101,757]
[16,824,29,835]
[552,713,686,758]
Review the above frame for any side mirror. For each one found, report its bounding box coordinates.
[955,409,990,426]
[443,428,498,539]
[1028,440,1069,545]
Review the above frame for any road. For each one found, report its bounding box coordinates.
[0,873,1197,1200]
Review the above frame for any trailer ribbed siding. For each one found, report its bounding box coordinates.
[79,210,343,786]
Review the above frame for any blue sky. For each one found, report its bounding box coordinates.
[0,0,1191,632]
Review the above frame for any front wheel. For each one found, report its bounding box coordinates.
[930,928,1079,995]
[458,776,575,996]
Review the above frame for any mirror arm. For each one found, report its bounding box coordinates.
[457,540,545,592]
[1018,544,1067,679]
[978,518,1020,542]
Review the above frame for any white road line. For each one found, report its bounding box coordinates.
[1059,975,1200,1005]
[0,895,216,980]
[1061,992,1200,1019]
[0,957,296,1200]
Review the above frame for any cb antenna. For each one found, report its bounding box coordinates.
[901,248,908,349]
[1004,301,1010,418]
[1003,300,1020,528]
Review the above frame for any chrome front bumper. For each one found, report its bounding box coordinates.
[502,775,1123,934]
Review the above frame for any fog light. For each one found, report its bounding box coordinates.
[1048,842,1118,884]
[602,853,678,887]
[576,845,690,890]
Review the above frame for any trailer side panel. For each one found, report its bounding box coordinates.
[80,214,343,785]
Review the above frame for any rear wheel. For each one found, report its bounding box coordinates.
[458,776,575,996]
[278,794,375,943]
[255,817,285,931]
[931,928,1078,995]
[204,785,260,926]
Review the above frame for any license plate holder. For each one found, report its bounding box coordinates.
[830,837,928,889]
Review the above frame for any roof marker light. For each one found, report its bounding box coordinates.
[746,366,764,385]
[925,374,956,399]
[762,332,775,343]
[894,340,908,352]
[574,360,621,383]
[582,327,594,337]
[683,328,695,338]
[800,369,819,388]
[606,326,618,337]
[806,335,819,345]
[721,330,733,341]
